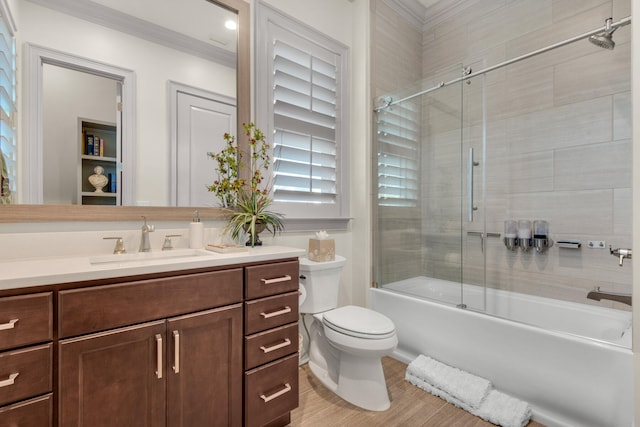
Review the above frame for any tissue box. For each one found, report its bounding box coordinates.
[308,238,335,262]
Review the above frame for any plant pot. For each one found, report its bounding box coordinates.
[243,222,266,246]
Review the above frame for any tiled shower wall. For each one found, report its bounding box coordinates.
[373,0,632,309]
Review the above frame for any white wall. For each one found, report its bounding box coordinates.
[256,0,370,307]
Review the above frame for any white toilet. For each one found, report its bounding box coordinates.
[299,255,398,411]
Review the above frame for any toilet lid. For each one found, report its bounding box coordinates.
[322,305,395,339]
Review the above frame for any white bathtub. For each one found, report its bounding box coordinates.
[370,277,633,427]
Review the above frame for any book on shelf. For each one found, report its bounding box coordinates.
[85,134,94,155]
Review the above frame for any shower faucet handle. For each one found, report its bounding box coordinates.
[609,246,632,266]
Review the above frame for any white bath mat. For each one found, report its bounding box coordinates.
[406,354,491,408]
[406,355,532,427]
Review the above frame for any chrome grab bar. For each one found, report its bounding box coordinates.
[468,147,479,222]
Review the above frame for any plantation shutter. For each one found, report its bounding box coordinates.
[0,11,15,203]
[272,40,338,205]
[377,100,419,207]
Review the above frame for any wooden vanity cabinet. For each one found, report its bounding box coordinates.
[243,260,300,427]
[0,293,53,427]
[1,255,301,427]
[58,269,244,427]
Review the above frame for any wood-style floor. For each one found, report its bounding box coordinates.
[291,357,546,427]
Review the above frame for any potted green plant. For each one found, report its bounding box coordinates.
[208,123,285,246]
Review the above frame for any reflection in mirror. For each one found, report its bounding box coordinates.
[18,0,241,208]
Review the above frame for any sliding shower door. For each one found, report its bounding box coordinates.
[374,65,472,308]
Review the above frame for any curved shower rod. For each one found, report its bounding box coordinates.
[374,15,631,112]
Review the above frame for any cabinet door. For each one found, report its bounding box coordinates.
[166,304,242,427]
[59,321,166,427]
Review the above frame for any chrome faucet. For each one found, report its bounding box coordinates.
[610,246,632,266]
[587,287,632,306]
[139,216,155,252]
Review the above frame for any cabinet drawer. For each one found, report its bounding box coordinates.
[0,293,52,352]
[0,394,52,427]
[0,344,52,407]
[245,323,298,370]
[244,292,299,335]
[245,260,299,299]
[59,269,243,337]
[244,353,298,427]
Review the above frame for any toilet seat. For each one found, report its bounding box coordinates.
[322,305,396,339]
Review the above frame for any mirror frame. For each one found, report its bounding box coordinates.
[2,0,249,222]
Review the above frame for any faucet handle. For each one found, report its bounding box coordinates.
[162,234,182,251]
[104,237,126,254]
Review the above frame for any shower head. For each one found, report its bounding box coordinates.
[589,18,617,50]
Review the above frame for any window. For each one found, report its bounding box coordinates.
[376,100,419,207]
[0,0,15,204]
[256,3,350,228]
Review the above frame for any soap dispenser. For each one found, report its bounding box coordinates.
[189,210,204,249]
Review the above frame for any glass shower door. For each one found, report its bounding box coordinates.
[374,64,468,308]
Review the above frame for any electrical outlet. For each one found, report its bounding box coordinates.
[587,240,605,249]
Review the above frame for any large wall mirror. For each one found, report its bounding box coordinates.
[2,0,249,221]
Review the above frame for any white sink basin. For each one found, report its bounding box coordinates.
[89,249,212,265]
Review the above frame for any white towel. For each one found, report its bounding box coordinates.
[476,389,532,427]
[406,354,491,408]
[405,355,532,427]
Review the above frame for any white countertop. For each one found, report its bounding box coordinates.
[0,245,305,290]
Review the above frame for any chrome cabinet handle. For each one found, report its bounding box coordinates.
[260,275,292,285]
[260,383,291,403]
[468,147,479,222]
[172,331,180,374]
[155,334,163,379]
[0,319,18,331]
[260,306,292,319]
[260,338,292,354]
[0,372,19,388]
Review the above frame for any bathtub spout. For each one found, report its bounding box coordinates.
[587,287,632,306]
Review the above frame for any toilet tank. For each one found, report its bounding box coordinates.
[299,255,346,314]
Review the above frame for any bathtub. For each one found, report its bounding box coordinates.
[370,276,633,427]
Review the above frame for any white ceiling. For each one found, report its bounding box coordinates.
[89,0,237,51]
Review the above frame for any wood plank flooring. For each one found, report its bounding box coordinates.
[291,357,546,427]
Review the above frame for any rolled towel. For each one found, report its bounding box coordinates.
[476,389,532,427]
[406,354,491,408]
[405,372,473,413]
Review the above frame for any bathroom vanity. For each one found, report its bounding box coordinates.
[0,247,301,427]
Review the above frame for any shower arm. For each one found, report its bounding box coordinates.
[375,16,631,112]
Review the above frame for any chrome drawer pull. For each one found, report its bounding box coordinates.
[260,338,292,353]
[0,319,18,331]
[155,334,163,379]
[0,372,19,388]
[260,306,292,319]
[260,275,292,285]
[260,383,291,403]
[172,330,180,374]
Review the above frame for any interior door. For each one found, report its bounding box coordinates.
[174,91,236,207]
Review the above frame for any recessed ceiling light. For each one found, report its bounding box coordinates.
[225,20,237,30]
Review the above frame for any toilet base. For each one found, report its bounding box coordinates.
[307,318,393,411]
[309,352,391,411]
